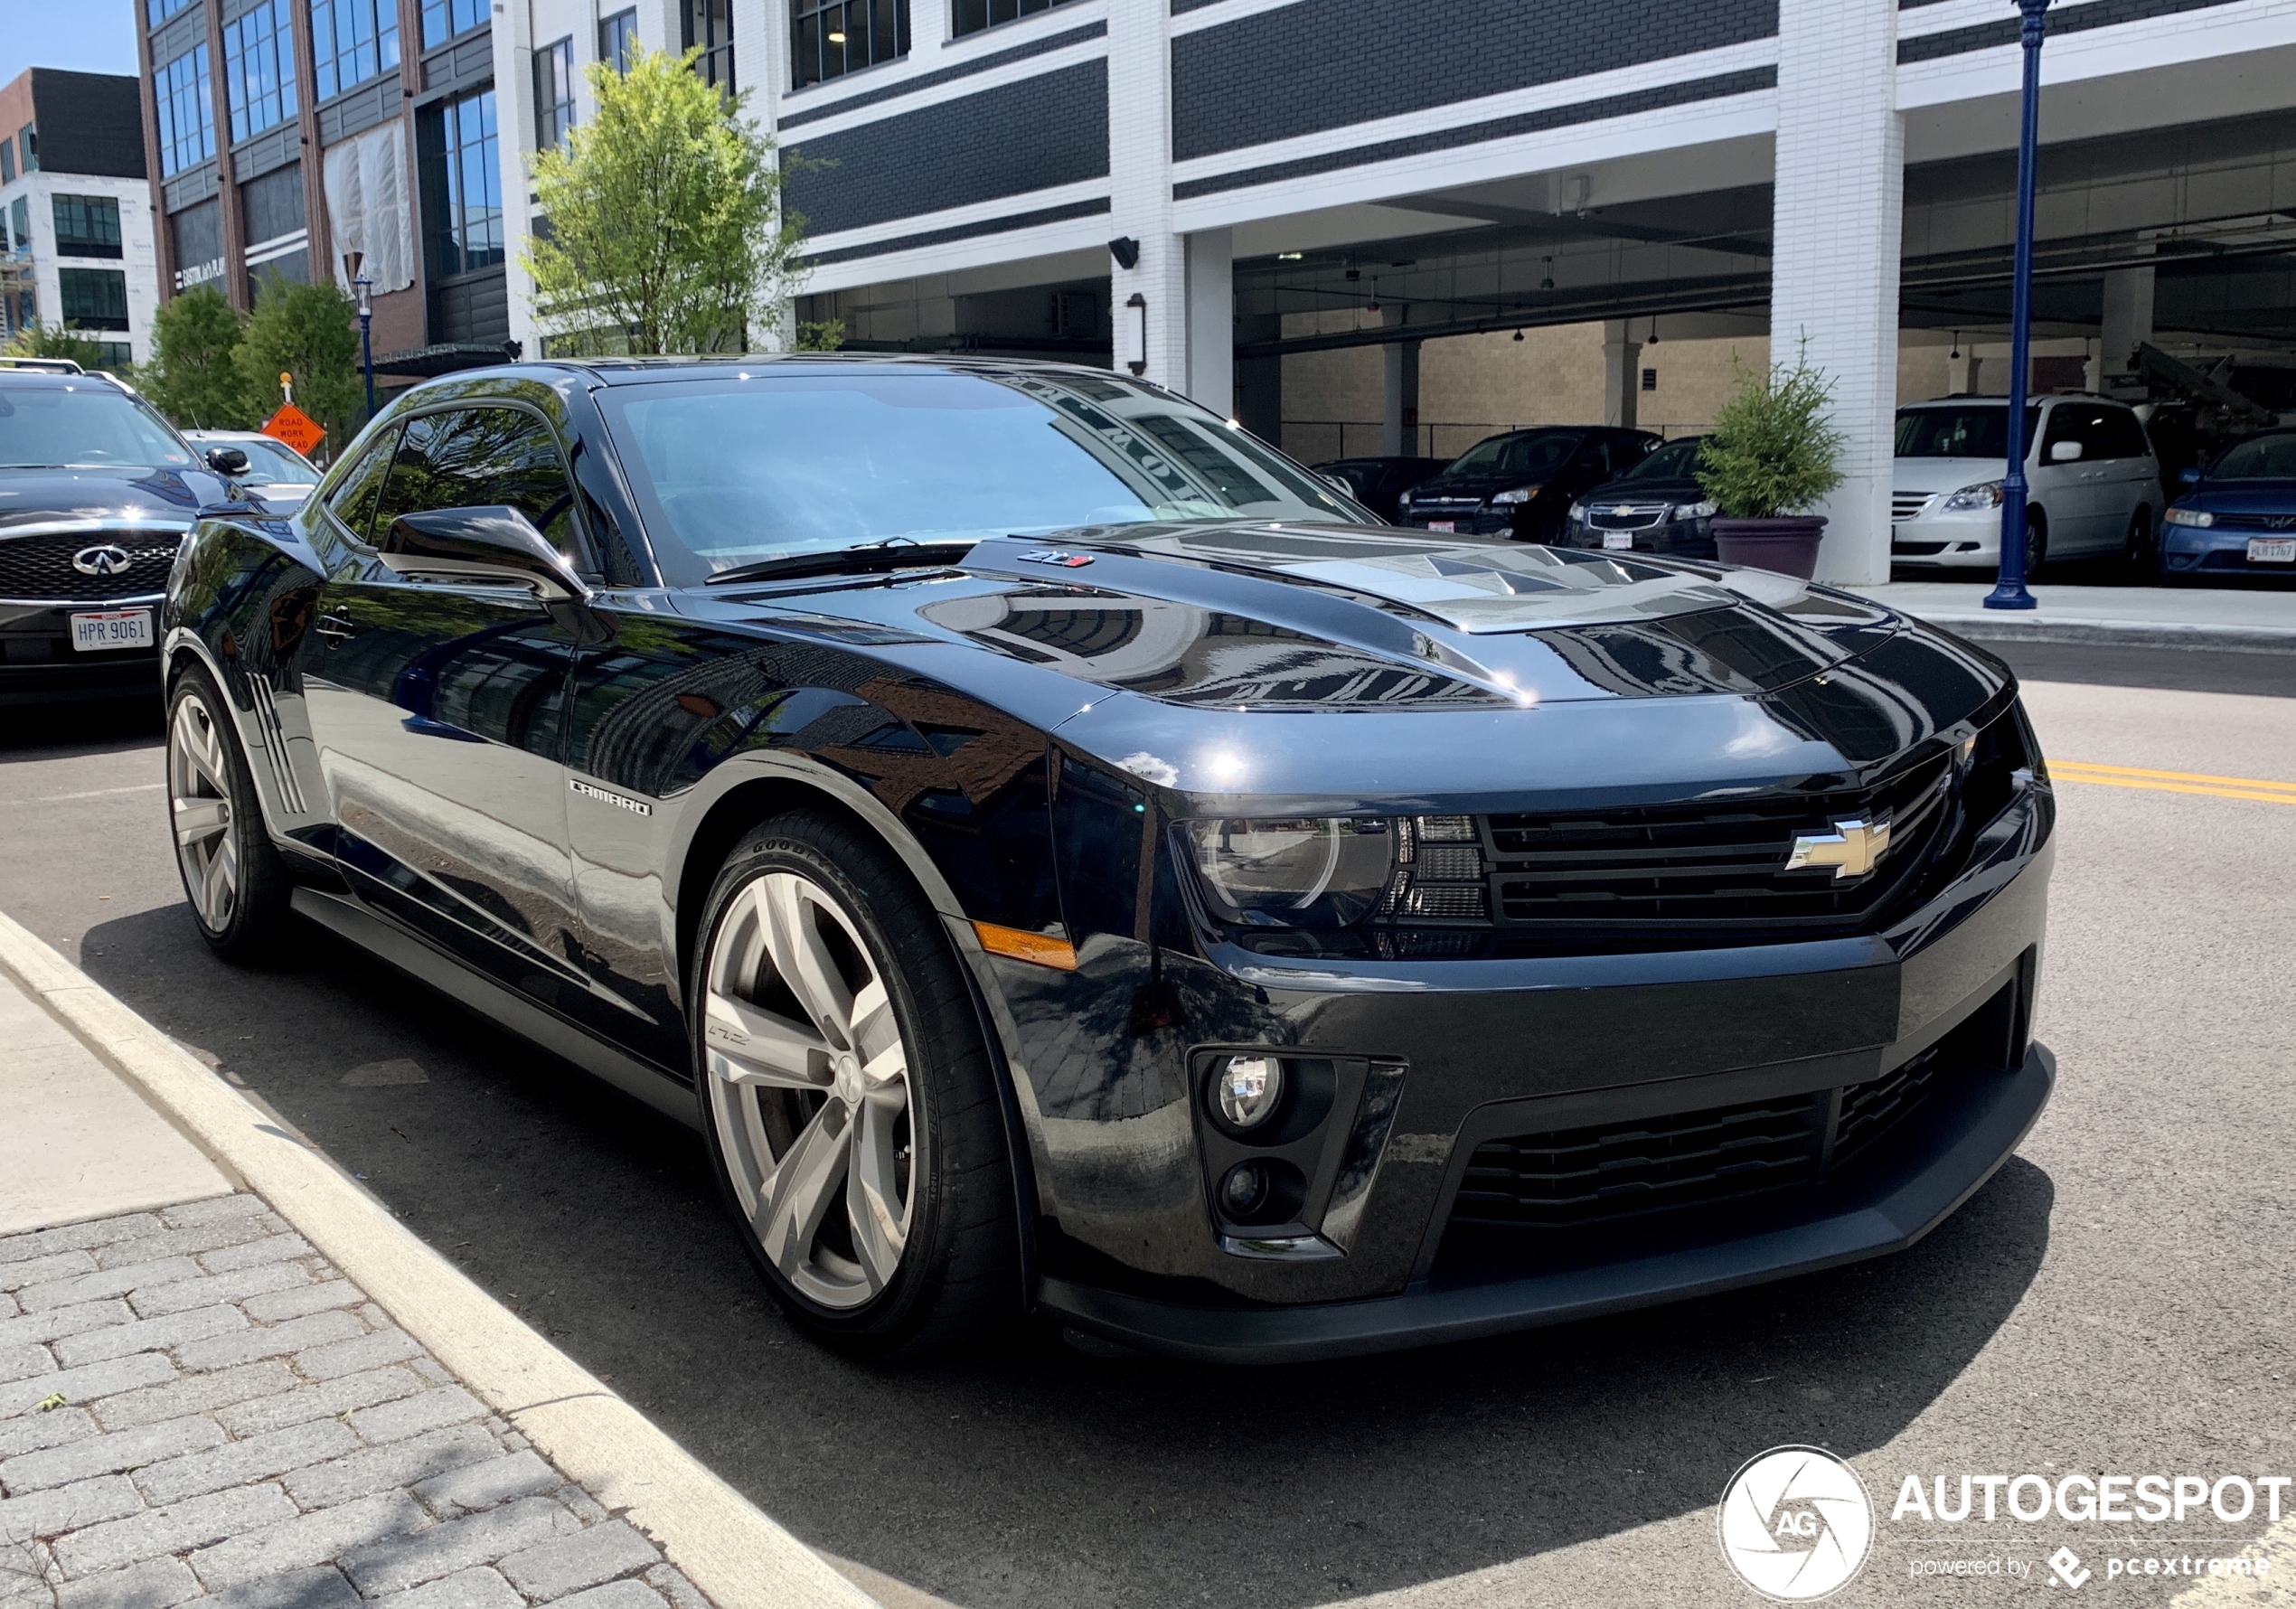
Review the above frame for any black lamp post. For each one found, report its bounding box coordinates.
[1984,0,2051,611]
[344,251,375,422]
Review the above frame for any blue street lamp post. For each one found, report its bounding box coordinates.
[1985,0,2052,611]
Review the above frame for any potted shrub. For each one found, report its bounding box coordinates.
[1697,351,1846,579]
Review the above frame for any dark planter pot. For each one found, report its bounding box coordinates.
[1712,515,1828,579]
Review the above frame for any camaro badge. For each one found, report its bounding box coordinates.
[1784,814,1893,880]
[1018,549,1094,568]
[569,778,653,817]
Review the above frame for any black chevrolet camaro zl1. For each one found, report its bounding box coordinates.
[160,356,2055,1361]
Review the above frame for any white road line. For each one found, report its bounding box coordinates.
[0,782,165,804]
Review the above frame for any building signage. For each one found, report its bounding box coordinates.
[174,258,224,291]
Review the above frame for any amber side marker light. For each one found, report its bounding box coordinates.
[972,921,1079,970]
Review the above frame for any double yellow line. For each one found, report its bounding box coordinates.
[2050,759,2296,806]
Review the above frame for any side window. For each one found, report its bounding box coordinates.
[372,406,586,566]
[2095,408,2150,460]
[325,427,400,545]
[2040,405,2092,456]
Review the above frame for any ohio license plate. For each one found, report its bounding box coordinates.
[1603,531,1636,550]
[1425,520,1454,533]
[2248,538,2296,564]
[70,609,154,653]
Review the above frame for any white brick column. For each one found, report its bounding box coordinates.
[1107,0,1183,384]
[1772,0,1902,584]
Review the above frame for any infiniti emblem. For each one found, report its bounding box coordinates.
[71,544,134,578]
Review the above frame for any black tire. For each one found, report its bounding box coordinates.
[165,662,294,962]
[2021,509,2048,579]
[691,808,1019,1359]
[2122,504,2155,573]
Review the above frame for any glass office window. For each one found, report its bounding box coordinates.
[790,0,904,89]
[147,0,197,24]
[420,0,487,49]
[534,37,575,149]
[599,8,639,72]
[223,0,297,142]
[59,268,130,331]
[0,137,13,184]
[52,196,125,259]
[16,127,33,174]
[425,89,502,276]
[155,45,216,176]
[312,0,401,99]
[686,0,734,89]
[951,0,1076,38]
[8,198,28,255]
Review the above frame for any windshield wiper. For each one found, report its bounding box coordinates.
[702,537,983,588]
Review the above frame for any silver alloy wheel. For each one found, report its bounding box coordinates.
[168,692,239,932]
[703,870,917,1310]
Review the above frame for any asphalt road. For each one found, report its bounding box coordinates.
[2,636,2291,1609]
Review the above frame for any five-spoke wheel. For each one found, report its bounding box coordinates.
[693,810,1018,1356]
[165,665,289,959]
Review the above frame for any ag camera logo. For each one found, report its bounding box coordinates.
[1718,1445,1874,1601]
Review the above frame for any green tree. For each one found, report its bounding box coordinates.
[1696,350,1847,519]
[140,286,255,428]
[523,45,804,354]
[4,323,108,371]
[238,273,362,457]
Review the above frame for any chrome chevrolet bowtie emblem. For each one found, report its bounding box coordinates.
[1785,814,1894,880]
[71,544,133,577]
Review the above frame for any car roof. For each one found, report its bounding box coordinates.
[0,369,130,391]
[454,351,1172,389]
[1902,393,2128,409]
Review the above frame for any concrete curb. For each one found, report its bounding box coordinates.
[1925,620,2296,654]
[0,908,880,1609]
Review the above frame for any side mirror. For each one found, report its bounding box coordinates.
[377,506,589,604]
[2047,440,2084,463]
[2178,467,2202,485]
[1322,473,1356,496]
[204,445,250,475]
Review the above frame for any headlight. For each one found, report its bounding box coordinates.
[1396,492,1412,513]
[1566,502,1587,523]
[1943,481,2005,511]
[2164,506,2215,527]
[1681,500,1717,520]
[1490,484,1541,506]
[1184,817,1392,928]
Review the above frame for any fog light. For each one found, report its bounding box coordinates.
[1219,1161,1269,1218]
[1216,1055,1283,1130]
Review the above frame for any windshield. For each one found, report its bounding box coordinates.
[1896,405,2041,459]
[0,381,195,470]
[1620,437,1704,481]
[232,437,322,483]
[1441,430,1580,480]
[2209,432,2296,479]
[601,370,1365,580]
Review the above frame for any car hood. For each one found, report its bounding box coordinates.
[2184,481,2296,513]
[0,466,230,532]
[1577,475,1704,507]
[685,523,1916,712]
[1407,469,1542,501]
[1893,456,2009,494]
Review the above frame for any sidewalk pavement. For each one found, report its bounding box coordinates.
[1844,580,2295,648]
[0,918,880,1609]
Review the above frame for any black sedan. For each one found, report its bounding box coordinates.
[162,356,2055,1361]
[1313,456,1451,522]
[1557,435,1717,558]
[0,362,244,704]
[1397,425,1660,541]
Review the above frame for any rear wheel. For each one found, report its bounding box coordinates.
[166,664,293,961]
[692,809,1018,1358]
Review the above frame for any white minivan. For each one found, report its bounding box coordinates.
[1891,395,2162,573]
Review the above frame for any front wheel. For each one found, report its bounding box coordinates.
[2021,510,2048,580]
[2122,504,2155,572]
[166,664,293,961]
[692,809,1018,1358]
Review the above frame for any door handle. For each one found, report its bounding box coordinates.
[315,610,357,643]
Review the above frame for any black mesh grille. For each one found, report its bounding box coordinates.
[0,532,182,601]
[1485,754,1955,939]
[1450,1046,1949,1234]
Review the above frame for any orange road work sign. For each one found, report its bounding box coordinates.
[262,404,325,456]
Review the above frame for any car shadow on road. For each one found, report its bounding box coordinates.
[76,900,2054,1609]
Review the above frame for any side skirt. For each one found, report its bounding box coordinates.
[289,886,698,1129]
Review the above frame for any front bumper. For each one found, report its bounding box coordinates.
[1559,515,1716,558]
[2160,522,2296,579]
[0,599,165,704]
[1008,780,2054,1360]
[1043,1041,2051,1363]
[1891,501,2001,566]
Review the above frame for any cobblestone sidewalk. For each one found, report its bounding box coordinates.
[1,1196,710,1609]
